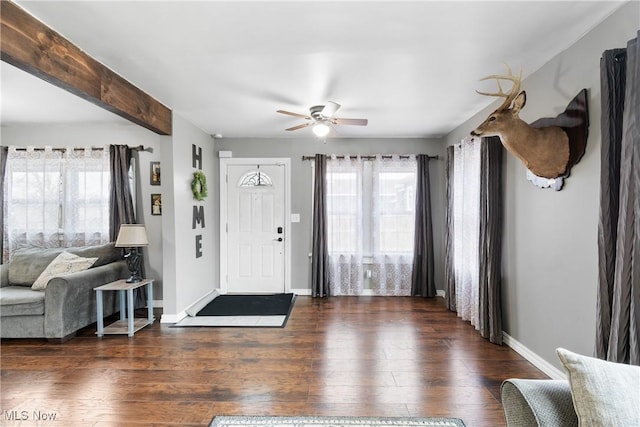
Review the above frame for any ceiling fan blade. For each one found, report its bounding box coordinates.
[285,123,312,131]
[333,117,368,126]
[277,110,311,119]
[321,101,341,117]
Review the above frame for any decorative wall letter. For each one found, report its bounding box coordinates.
[192,144,204,259]
[192,206,205,229]
[192,144,202,170]
[195,235,203,258]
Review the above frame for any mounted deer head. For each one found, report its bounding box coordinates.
[471,65,570,179]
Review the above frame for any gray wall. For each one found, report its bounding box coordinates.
[1,116,220,319]
[1,123,169,300]
[161,114,218,319]
[214,137,446,293]
[444,1,639,370]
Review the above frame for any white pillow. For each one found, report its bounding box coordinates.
[31,251,98,291]
[556,347,640,427]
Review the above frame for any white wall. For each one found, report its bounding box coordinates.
[160,114,217,321]
[444,2,639,371]
[214,137,446,294]
[1,122,168,299]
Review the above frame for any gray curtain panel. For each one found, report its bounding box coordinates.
[311,153,330,297]
[478,137,503,345]
[411,154,436,297]
[0,146,8,264]
[596,32,639,365]
[444,146,456,310]
[109,145,146,307]
[109,145,136,241]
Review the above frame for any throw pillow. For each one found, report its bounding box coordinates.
[31,252,98,291]
[556,347,640,427]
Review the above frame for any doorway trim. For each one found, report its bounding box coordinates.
[219,157,291,294]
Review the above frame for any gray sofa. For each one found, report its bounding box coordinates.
[0,243,128,342]
[501,379,577,426]
[501,347,640,427]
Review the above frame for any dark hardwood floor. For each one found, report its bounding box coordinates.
[1,296,548,426]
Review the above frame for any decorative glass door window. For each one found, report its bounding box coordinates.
[238,169,273,187]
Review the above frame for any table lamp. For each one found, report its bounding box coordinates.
[115,224,149,283]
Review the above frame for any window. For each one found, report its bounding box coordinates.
[238,169,273,187]
[2,147,110,261]
[375,169,416,253]
[326,157,416,256]
[324,155,417,296]
[8,168,61,234]
[326,170,360,254]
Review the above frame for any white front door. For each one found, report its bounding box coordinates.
[225,163,286,294]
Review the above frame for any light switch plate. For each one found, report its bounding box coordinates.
[291,213,300,223]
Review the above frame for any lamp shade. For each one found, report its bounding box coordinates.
[115,224,149,247]
[312,122,331,138]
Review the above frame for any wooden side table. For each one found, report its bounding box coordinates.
[94,278,154,337]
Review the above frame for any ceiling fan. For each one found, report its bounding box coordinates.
[277,101,368,137]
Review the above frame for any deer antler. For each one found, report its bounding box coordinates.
[476,64,522,111]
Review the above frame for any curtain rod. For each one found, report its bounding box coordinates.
[302,154,438,161]
[10,145,152,153]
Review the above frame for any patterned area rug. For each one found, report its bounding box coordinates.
[209,416,466,427]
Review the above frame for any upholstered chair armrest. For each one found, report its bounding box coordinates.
[501,379,577,427]
[43,260,128,339]
[0,264,9,287]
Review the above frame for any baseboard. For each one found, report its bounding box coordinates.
[185,289,220,317]
[160,311,186,324]
[161,290,221,323]
[436,289,445,298]
[502,332,567,380]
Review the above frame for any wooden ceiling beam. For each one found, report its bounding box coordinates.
[0,0,172,135]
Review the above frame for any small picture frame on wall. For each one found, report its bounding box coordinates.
[150,162,161,185]
[151,194,162,216]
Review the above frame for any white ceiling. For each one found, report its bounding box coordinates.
[1,1,626,139]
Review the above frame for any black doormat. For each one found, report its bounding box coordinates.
[196,293,295,317]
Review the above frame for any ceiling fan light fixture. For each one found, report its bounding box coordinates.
[277,102,367,137]
[312,122,330,138]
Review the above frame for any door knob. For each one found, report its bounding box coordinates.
[274,237,283,242]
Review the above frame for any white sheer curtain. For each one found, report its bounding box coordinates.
[453,138,481,326]
[371,154,416,295]
[62,147,110,247]
[3,147,63,260]
[327,154,364,295]
[3,146,110,262]
[325,154,417,296]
